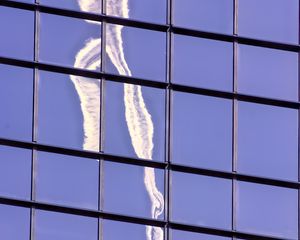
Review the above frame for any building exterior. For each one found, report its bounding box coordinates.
[0,0,299,239]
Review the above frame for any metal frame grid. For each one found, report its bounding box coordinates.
[0,0,299,240]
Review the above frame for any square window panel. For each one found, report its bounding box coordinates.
[36,151,99,209]
[172,91,232,171]
[172,171,232,229]
[35,210,98,240]
[0,6,34,60]
[172,230,231,240]
[238,101,298,181]
[40,0,101,13]
[104,81,165,161]
[105,24,166,82]
[0,204,30,240]
[103,161,164,219]
[238,0,299,43]
[0,64,33,141]
[106,0,166,24]
[37,70,100,151]
[39,13,101,70]
[238,44,298,101]
[173,0,233,34]
[173,34,233,91]
[237,181,298,239]
[0,145,31,199]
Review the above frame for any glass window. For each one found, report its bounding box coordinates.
[173,34,233,91]
[103,219,164,240]
[35,210,98,240]
[0,6,34,60]
[238,101,298,181]
[39,13,101,70]
[238,0,299,43]
[172,91,232,171]
[238,44,298,101]
[0,145,31,200]
[36,151,99,209]
[103,161,164,219]
[41,0,101,13]
[172,171,232,229]
[0,64,33,141]
[173,0,233,34]
[172,230,231,240]
[104,81,165,161]
[237,181,298,239]
[105,24,166,82]
[37,70,100,151]
[106,0,166,24]
[0,204,30,240]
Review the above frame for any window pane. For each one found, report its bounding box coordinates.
[238,0,299,43]
[105,24,166,82]
[172,171,232,229]
[173,35,233,91]
[0,6,34,60]
[173,0,233,34]
[0,64,33,141]
[35,210,98,240]
[104,81,165,161]
[103,161,164,219]
[172,91,232,171]
[0,204,30,240]
[37,71,100,151]
[172,230,230,240]
[0,145,31,199]
[237,181,298,239]
[36,151,99,209]
[39,13,101,70]
[106,0,166,24]
[41,0,101,13]
[103,220,164,240]
[238,101,298,181]
[238,44,298,101]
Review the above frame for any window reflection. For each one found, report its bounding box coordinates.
[172,230,231,240]
[41,0,101,13]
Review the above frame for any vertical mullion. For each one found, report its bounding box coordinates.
[298,0,300,239]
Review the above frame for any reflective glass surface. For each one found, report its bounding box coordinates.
[173,0,233,34]
[0,145,31,200]
[172,91,232,171]
[36,151,99,209]
[238,0,299,43]
[238,44,298,101]
[104,81,165,161]
[41,0,101,13]
[237,181,298,239]
[35,210,98,240]
[0,64,33,141]
[105,24,166,81]
[0,204,30,240]
[0,6,34,60]
[172,171,232,229]
[39,13,101,69]
[172,230,231,240]
[173,35,233,91]
[37,71,100,151]
[238,101,298,181]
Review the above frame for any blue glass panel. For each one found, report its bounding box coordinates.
[237,181,298,239]
[35,210,98,240]
[172,230,230,240]
[41,0,101,13]
[0,64,33,141]
[0,204,30,240]
[238,0,299,43]
[172,171,232,229]
[238,45,298,101]
[104,81,165,161]
[238,101,298,181]
[103,161,164,219]
[0,6,34,60]
[36,151,99,209]
[173,35,233,91]
[173,0,233,34]
[172,91,232,171]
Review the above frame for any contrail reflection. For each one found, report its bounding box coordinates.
[70,1,164,239]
